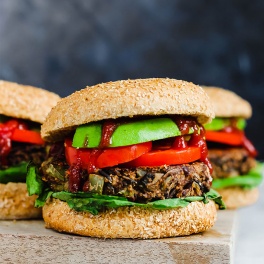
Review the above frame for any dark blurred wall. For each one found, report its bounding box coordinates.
[0,0,263,158]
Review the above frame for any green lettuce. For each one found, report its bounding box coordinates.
[50,188,225,215]
[212,162,264,189]
[0,162,28,183]
[26,162,44,195]
[26,163,53,207]
[26,163,226,215]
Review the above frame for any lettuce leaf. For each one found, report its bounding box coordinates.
[27,164,225,215]
[50,188,225,215]
[35,189,53,207]
[26,162,44,195]
[212,162,264,189]
[0,162,28,183]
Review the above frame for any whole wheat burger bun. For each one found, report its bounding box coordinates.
[0,80,60,219]
[215,187,259,210]
[41,78,215,142]
[202,86,252,119]
[0,183,42,219]
[0,80,61,123]
[43,198,217,239]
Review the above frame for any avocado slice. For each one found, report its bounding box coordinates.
[204,118,246,131]
[72,117,194,148]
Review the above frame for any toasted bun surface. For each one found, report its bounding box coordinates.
[0,182,42,219]
[216,187,259,209]
[43,198,217,239]
[203,86,252,119]
[0,80,61,123]
[41,78,215,142]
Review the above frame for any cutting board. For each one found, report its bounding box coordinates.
[0,210,236,264]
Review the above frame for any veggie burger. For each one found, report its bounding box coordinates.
[0,80,60,219]
[27,78,225,238]
[203,86,263,209]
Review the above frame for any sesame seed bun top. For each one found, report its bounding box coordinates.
[41,78,215,142]
[0,80,61,123]
[203,86,252,119]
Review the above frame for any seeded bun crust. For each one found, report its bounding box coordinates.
[203,86,252,119]
[43,198,217,239]
[41,78,215,142]
[0,183,42,219]
[0,80,61,123]
[216,187,259,209]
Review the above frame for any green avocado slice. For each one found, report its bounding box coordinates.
[72,117,194,148]
[204,118,246,131]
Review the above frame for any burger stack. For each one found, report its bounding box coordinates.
[27,78,225,239]
[0,80,60,219]
[203,86,263,209]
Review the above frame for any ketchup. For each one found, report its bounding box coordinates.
[188,127,213,174]
[99,120,118,148]
[0,119,28,165]
[174,116,199,135]
[84,120,118,173]
[87,149,102,173]
[242,135,258,157]
[173,117,213,174]
[172,136,187,149]
[68,160,82,193]
[68,120,118,180]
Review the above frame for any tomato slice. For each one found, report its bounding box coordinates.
[65,138,79,165]
[65,138,92,166]
[126,147,201,167]
[205,131,243,145]
[96,142,152,168]
[65,139,152,170]
[11,129,44,145]
[206,130,258,157]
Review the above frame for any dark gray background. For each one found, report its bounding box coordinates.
[0,0,263,159]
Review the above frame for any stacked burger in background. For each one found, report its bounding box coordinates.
[0,80,60,219]
[27,78,225,239]
[203,87,263,209]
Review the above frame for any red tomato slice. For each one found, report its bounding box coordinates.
[65,138,78,165]
[11,129,44,145]
[205,131,243,145]
[96,142,152,168]
[206,130,258,157]
[127,147,201,167]
[65,138,92,166]
[65,139,152,170]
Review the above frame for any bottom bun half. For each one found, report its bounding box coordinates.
[216,187,259,209]
[0,182,42,220]
[43,198,217,239]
